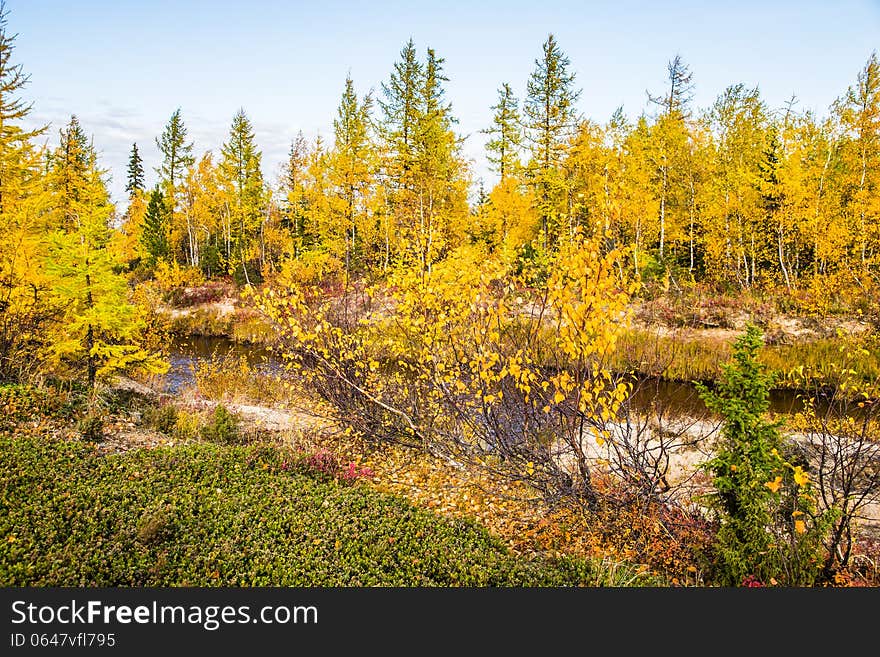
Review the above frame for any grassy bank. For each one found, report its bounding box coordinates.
[0,433,599,586]
[614,329,880,391]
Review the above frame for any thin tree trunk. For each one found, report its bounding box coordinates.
[659,164,667,259]
[688,178,696,273]
[814,143,832,277]
[85,270,95,388]
[778,217,791,290]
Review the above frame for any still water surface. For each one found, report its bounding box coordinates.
[163,335,815,417]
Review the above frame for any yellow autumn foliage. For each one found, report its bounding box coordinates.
[253,227,636,500]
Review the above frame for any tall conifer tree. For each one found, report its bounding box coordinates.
[523,34,581,248]
[380,38,423,187]
[125,142,145,197]
[331,75,374,282]
[219,108,264,283]
[483,83,522,182]
[47,118,165,387]
[156,108,194,190]
[140,185,169,265]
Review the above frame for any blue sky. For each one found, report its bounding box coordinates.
[7,0,880,206]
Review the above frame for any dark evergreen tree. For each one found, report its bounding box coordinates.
[696,325,829,586]
[125,142,144,197]
[140,186,169,265]
[758,129,789,286]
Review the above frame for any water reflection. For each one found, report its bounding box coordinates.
[162,335,829,418]
[162,335,276,394]
[627,376,810,418]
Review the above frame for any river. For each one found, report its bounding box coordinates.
[164,335,815,418]
[162,335,278,394]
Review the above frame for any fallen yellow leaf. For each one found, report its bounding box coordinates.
[765,476,782,493]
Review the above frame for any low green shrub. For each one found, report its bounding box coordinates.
[76,414,104,442]
[0,434,597,586]
[199,405,240,444]
[142,403,179,435]
[0,384,68,430]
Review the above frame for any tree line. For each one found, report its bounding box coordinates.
[121,35,879,310]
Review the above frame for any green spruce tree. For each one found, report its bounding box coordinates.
[125,142,145,197]
[697,325,829,586]
[140,185,169,266]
